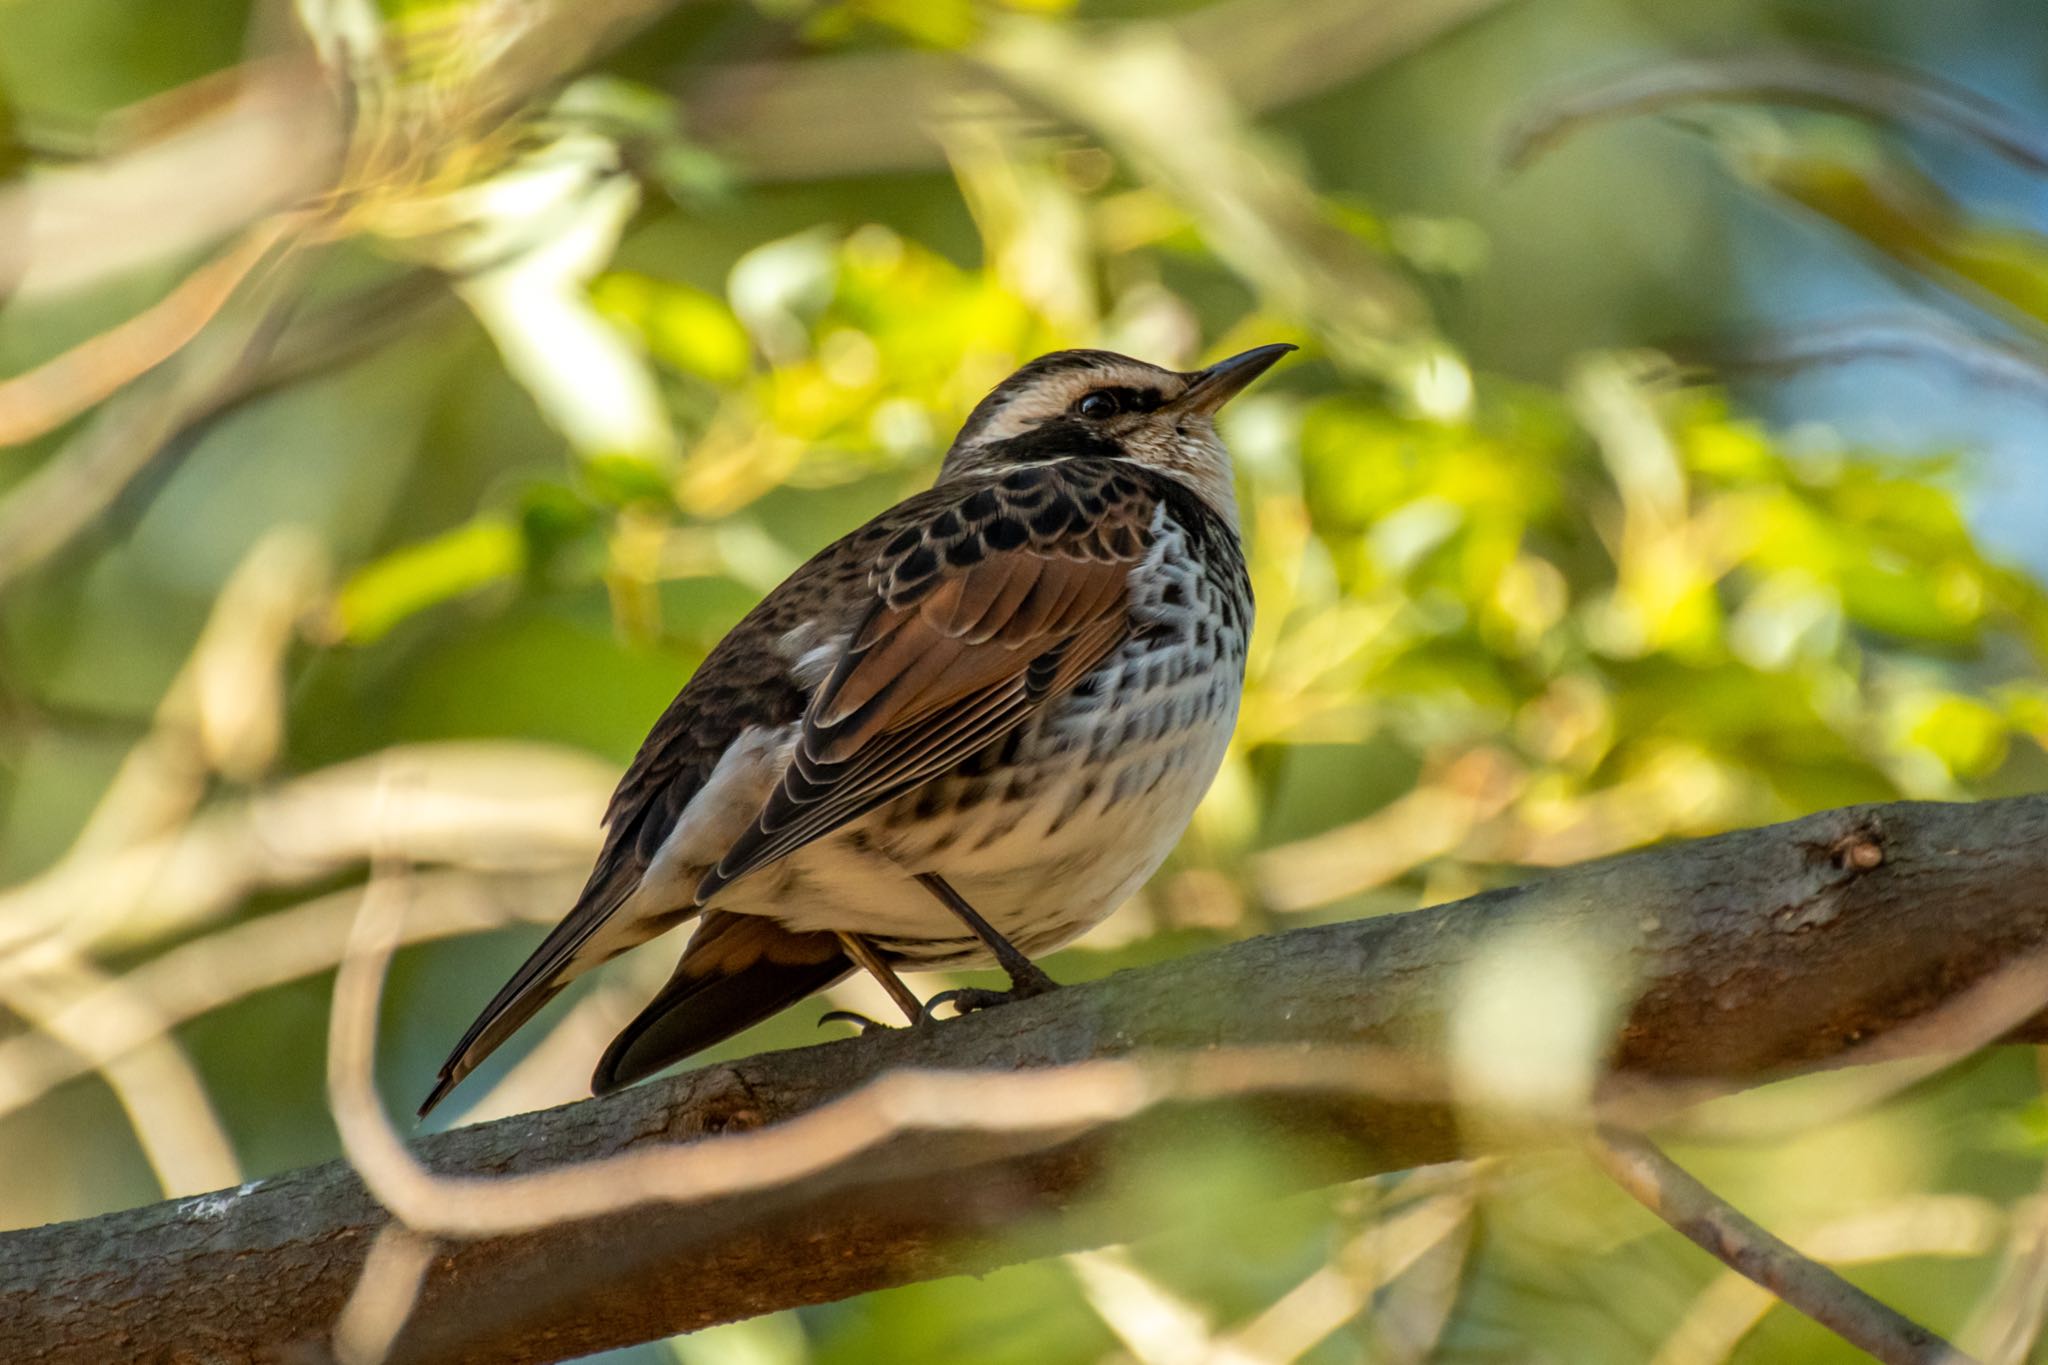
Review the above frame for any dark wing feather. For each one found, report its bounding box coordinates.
[592,913,851,1094]
[417,587,816,1118]
[415,855,643,1118]
[699,462,1158,901]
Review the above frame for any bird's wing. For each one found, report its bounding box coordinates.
[698,460,1160,901]
[418,596,814,1117]
[591,912,851,1094]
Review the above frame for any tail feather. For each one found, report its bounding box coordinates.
[593,913,851,1095]
[419,865,657,1119]
[417,976,568,1118]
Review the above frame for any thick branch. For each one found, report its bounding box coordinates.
[8,795,2048,1363]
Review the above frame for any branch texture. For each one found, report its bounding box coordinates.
[7,795,2048,1363]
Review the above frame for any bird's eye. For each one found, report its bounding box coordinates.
[1076,391,1121,420]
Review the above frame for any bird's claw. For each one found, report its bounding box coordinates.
[819,1008,894,1035]
[919,980,1054,1022]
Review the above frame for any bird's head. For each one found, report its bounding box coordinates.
[938,344,1294,522]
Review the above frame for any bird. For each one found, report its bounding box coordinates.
[418,341,1293,1117]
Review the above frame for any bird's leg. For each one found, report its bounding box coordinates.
[820,930,927,1034]
[913,871,1059,1018]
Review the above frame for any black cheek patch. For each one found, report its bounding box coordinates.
[979,421,1124,464]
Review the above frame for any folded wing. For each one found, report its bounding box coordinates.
[698,465,1159,902]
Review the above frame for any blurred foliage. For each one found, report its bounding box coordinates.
[6,0,2048,1363]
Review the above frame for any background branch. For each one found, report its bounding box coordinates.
[680,0,1513,181]
[6,794,2048,1363]
[1589,1125,1976,1365]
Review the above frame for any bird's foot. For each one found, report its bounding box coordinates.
[920,966,1059,1021]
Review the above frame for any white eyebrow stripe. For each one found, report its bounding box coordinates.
[969,366,1184,443]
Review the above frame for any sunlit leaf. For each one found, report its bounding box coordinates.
[330,516,523,643]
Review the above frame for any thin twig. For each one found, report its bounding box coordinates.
[0,739,605,961]
[0,949,241,1198]
[1655,1195,2004,1365]
[1663,313,2048,402]
[1505,49,2048,176]
[0,220,292,446]
[0,266,452,596]
[0,870,571,1123]
[1590,1125,1978,1365]
[0,244,309,593]
[332,1225,437,1365]
[683,0,1514,183]
[1963,1053,2048,1364]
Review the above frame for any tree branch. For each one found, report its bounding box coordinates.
[7,794,2048,1363]
[1590,1125,1977,1365]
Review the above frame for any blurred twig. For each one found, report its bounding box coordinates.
[1962,1052,2048,1365]
[68,528,327,862]
[976,15,1431,375]
[0,220,294,446]
[1663,312,2048,400]
[1590,1126,1977,1365]
[1255,747,1524,911]
[0,266,453,596]
[0,240,311,592]
[1063,1183,1478,1365]
[1220,1175,1474,1363]
[0,950,241,1198]
[1505,49,2048,176]
[0,870,573,1125]
[683,0,1515,183]
[332,1225,437,1365]
[0,55,343,300]
[0,740,606,961]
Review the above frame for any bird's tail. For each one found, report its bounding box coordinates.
[419,865,666,1119]
[592,912,852,1095]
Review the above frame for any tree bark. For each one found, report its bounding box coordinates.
[5,794,2048,1364]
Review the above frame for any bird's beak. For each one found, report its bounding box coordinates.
[1175,343,1297,416]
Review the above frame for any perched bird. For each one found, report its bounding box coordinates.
[419,342,1292,1117]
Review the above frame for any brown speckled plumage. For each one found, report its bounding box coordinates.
[421,344,1291,1117]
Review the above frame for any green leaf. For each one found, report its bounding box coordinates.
[592,273,754,386]
[332,517,524,644]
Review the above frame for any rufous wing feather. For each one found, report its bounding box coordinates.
[698,470,1159,900]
